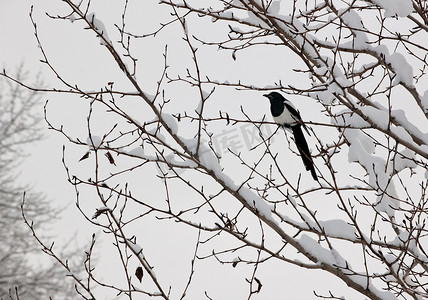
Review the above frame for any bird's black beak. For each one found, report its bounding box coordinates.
[263,94,269,98]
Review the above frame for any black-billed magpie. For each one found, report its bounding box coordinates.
[263,92,317,181]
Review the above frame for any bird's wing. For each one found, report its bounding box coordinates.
[283,101,303,123]
[283,100,311,135]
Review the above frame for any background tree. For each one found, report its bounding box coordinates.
[0,68,79,299]
[2,0,428,299]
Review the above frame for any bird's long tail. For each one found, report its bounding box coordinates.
[291,125,317,181]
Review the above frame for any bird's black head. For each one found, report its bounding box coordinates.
[263,91,285,104]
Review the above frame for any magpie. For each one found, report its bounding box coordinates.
[263,92,317,181]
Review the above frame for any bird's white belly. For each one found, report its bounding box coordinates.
[273,111,297,126]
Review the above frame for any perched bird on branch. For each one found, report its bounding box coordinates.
[263,92,317,181]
